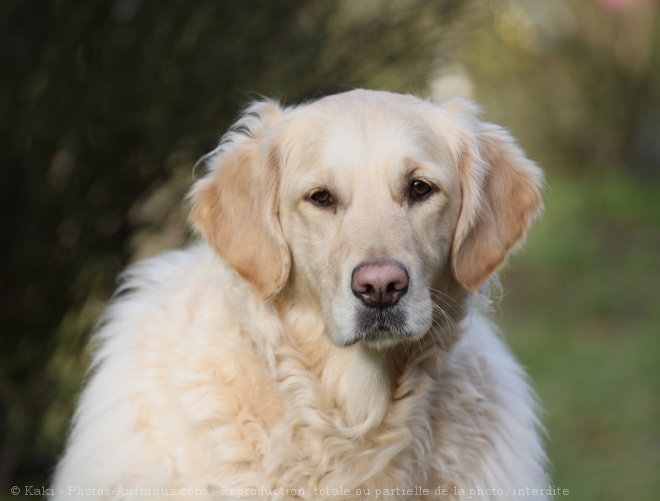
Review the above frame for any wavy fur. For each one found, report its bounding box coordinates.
[54,90,548,500]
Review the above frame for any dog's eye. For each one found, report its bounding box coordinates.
[309,190,335,207]
[409,180,433,201]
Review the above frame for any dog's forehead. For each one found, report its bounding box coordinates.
[305,95,439,172]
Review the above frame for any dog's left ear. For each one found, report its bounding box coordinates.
[444,102,544,293]
[189,101,290,300]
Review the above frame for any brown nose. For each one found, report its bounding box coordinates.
[351,260,409,309]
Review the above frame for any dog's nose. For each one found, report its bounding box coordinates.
[351,260,409,309]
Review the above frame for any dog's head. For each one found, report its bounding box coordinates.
[190,90,543,348]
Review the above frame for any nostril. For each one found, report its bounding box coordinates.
[387,274,408,293]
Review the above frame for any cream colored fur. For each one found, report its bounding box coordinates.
[53,90,548,500]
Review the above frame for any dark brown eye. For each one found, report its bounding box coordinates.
[409,180,433,201]
[309,190,335,207]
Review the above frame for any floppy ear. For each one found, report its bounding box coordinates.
[189,101,290,300]
[450,115,544,293]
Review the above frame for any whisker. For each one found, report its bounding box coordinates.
[428,288,463,316]
[427,303,460,350]
[428,323,446,350]
[431,302,458,328]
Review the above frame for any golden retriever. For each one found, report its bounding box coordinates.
[54,90,548,500]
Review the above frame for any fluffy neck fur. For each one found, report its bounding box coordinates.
[248,282,468,490]
[273,284,462,413]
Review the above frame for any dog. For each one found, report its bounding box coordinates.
[53,90,548,500]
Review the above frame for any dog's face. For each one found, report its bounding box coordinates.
[191,90,543,348]
[276,93,461,347]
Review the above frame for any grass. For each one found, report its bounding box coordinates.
[499,171,660,500]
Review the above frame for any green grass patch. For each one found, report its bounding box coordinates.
[500,172,660,500]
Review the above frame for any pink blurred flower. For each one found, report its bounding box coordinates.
[597,0,636,12]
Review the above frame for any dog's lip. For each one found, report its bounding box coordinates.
[355,304,407,334]
[341,327,418,348]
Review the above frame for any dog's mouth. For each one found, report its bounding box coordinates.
[343,306,414,347]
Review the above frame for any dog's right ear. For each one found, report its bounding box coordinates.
[189,101,290,300]
[443,100,544,293]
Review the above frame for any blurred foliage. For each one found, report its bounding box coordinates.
[1,0,659,498]
[451,0,660,177]
[502,172,660,500]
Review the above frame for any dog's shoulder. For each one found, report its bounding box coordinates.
[54,243,281,494]
[432,311,548,495]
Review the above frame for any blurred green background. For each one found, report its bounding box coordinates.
[1,0,659,499]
